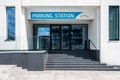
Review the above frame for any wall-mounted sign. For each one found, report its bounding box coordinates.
[30,12,82,20]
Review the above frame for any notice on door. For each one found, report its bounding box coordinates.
[30,12,82,20]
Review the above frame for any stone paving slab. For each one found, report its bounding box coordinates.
[0,69,120,80]
[15,70,120,80]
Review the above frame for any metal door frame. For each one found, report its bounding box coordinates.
[33,24,88,50]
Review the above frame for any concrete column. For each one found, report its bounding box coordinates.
[100,0,109,64]
[16,5,23,50]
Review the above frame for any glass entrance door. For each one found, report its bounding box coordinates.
[51,25,70,50]
[71,25,86,50]
[33,25,50,50]
[51,26,61,49]
[33,24,87,50]
[37,27,50,50]
[61,26,70,49]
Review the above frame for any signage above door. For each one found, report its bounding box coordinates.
[30,12,82,20]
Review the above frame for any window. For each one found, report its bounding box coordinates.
[6,7,15,40]
[109,6,119,40]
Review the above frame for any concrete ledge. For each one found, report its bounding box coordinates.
[0,51,48,71]
[0,50,46,53]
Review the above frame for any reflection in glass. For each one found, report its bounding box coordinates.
[6,7,15,40]
[51,26,60,49]
[71,25,83,50]
[62,26,70,49]
[37,27,50,50]
[109,6,119,40]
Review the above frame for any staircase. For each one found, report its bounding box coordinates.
[45,50,120,70]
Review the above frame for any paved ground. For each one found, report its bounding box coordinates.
[0,65,120,80]
[17,71,120,80]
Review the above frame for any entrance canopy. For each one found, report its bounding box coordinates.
[23,6,100,50]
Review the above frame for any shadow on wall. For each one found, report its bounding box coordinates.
[0,51,48,71]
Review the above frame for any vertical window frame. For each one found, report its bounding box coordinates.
[6,7,15,41]
[109,6,119,41]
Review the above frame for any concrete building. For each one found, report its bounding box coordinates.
[0,0,120,68]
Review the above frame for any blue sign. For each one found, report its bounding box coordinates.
[31,12,82,20]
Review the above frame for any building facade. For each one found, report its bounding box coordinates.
[0,0,120,66]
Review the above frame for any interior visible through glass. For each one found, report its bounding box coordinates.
[34,24,87,50]
[37,27,50,50]
[51,26,60,49]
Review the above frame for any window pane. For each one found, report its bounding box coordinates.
[6,7,15,40]
[109,6,119,40]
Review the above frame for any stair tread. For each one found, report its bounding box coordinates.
[47,60,95,63]
[46,63,106,65]
[46,50,119,71]
[47,60,91,61]
[45,68,120,71]
[45,65,113,67]
[48,57,83,59]
[48,58,84,60]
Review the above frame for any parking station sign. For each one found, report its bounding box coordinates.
[30,12,82,20]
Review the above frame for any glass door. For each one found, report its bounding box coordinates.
[51,26,61,49]
[33,25,50,50]
[37,27,50,50]
[61,26,70,49]
[71,25,85,50]
[33,24,87,50]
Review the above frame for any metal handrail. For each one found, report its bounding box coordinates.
[88,39,97,50]
[88,39,99,61]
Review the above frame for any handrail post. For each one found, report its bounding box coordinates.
[85,39,90,50]
[87,39,99,61]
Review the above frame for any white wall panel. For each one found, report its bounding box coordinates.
[100,0,120,65]
[0,6,16,50]
[22,0,100,6]
[0,0,21,6]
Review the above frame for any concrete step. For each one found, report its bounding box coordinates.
[48,53,89,56]
[0,65,17,69]
[47,58,91,60]
[3,67,27,73]
[47,57,83,59]
[48,55,69,57]
[48,53,90,56]
[0,65,17,67]
[47,59,91,62]
[46,63,106,65]
[48,54,69,56]
[48,57,76,59]
[0,65,17,72]
[46,50,119,71]
[48,55,93,59]
[45,67,120,71]
[0,73,16,80]
[45,65,113,68]
[46,60,98,63]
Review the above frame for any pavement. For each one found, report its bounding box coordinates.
[0,65,120,80]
